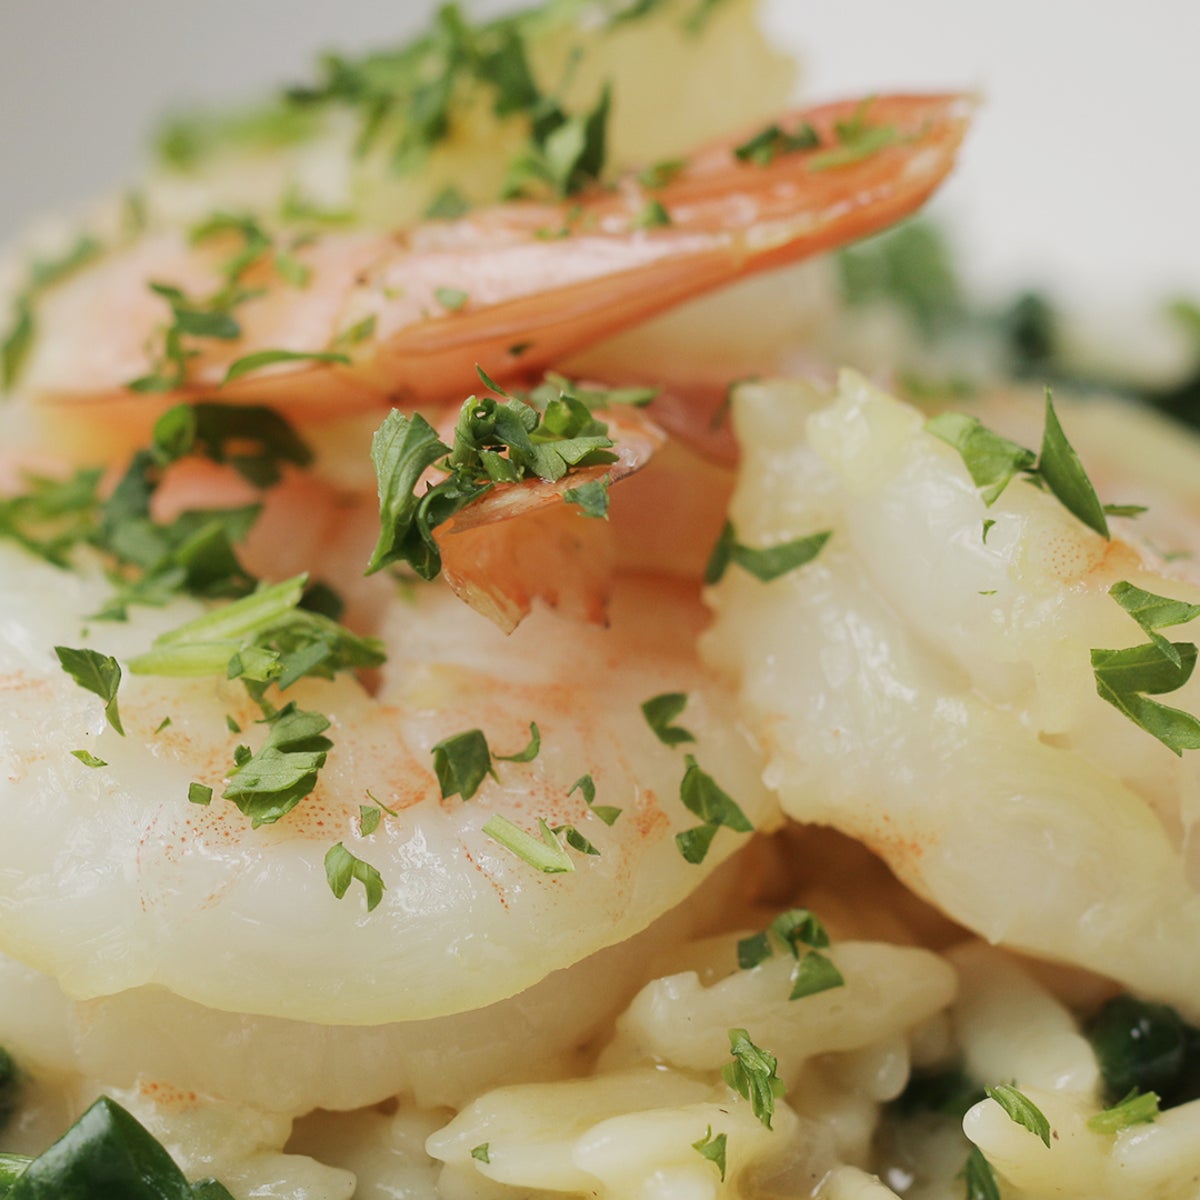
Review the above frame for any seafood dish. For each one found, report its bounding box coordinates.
[2,2,1200,1197]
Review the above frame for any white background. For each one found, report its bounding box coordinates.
[0,1,1197,309]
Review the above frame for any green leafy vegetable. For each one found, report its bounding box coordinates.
[705,521,831,584]
[1091,643,1200,755]
[809,98,900,171]
[495,721,541,763]
[69,750,107,768]
[691,1126,727,1181]
[675,755,753,864]
[470,1142,491,1163]
[431,729,496,800]
[984,1084,1051,1147]
[482,814,575,873]
[0,1095,233,1198]
[928,391,1123,539]
[736,908,845,1000]
[222,348,350,384]
[570,773,620,825]
[722,1028,785,1129]
[434,286,469,311]
[222,704,332,826]
[1107,581,1200,667]
[55,646,125,736]
[562,476,610,518]
[630,198,671,229]
[733,121,818,166]
[641,692,696,746]
[1087,1088,1160,1134]
[324,842,386,911]
[961,1146,1001,1200]
[1086,994,1200,1106]
[188,783,213,806]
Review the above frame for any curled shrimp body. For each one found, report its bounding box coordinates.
[705,372,1200,1018]
[10,95,970,454]
[0,539,778,1025]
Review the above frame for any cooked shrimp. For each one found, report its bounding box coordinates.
[10,94,970,457]
[705,371,1200,1018]
[0,536,779,1025]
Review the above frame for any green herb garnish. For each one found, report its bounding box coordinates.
[222,348,350,384]
[705,521,831,585]
[722,1028,785,1129]
[324,842,386,911]
[642,692,696,746]
[674,755,753,864]
[482,813,575,873]
[1087,1088,1160,1134]
[470,1142,491,1164]
[55,646,125,735]
[431,729,496,800]
[691,1126,727,1181]
[733,121,819,166]
[984,1084,1051,1148]
[70,749,107,768]
[961,1145,1001,1200]
[928,390,1118,538]
[736,908,845,1000]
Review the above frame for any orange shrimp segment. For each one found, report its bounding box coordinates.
[17,94,971,430]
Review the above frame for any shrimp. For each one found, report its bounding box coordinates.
[9,94,971,459]
[704,371,1200,1018]
[0,537,779,1026]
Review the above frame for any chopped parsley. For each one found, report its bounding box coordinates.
[705,521,831,585]
[1092,582,1200,753]
[570,773,621,825]
[188,782,213,806]
[562,475,610,518]
[809,98,901,172]
[222,348,350,384]
[675,755,753,864]
[482,813,575,873]
[430,722,541,800]
[324,842,386,911]
[691,1126,727,1181]
[984,1084,1051,1147]
[366,379,618,581]
[471,1142,491,1164]
[55,646,125,735]
[961,1146,1001,1200]
[630,198,671,229]
[736,908,845,1000]
[1086,993,1200,1106]
[927,390,1118,538]
[722,1028,785,1129]
[1087,1088,1160,1134]
[434,286,469,311]
[223,704,333,827]
[426,187,472,220]
[641,692,696,746]
[0,1095,234,1197]
[70,749,108,768]
[733,121,818,166]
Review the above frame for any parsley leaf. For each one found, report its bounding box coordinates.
[431,729,496,800]
[495,721,540,763]
[55,646,125,735]
[985,1084,1051,1147]
[692,1126,727,1181]
[188,782,213,805]
[1107,580,1200,667]
[675,755,753,864]
[1087,1088,1160,1134]
[736,908,845,1000]
[222,349,350,384]
[570,773,621,825]
[722,1028,785,1129]
[562,476,610,518]
[928,392,1121,538]
[705,521,831,584]
[470,1142,491,1164]
[482,813,575,873]
[324,842,386,911]
[1039,389,1109,538]
[733,121,818,166]
[809,98,900,171]
[961,1146,1001,1200]
[642,692,696,746]
[434,286,469,311]
[70,749,107,768]
[1091,643,1200,754]
[630,199,672,229]
[222,703,332,826]
[925,412,1036,505]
